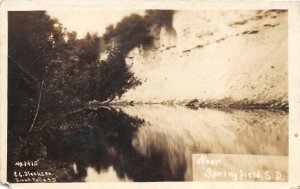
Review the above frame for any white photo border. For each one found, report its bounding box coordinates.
[1,1,299,189]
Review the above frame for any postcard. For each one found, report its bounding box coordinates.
[1,1,300,189]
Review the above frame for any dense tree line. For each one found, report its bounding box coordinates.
[8,10,175,137]
[7,10,175,182]
[8,10,175,135]
[8,11,141,135]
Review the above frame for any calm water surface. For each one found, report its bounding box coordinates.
[9,105,288,182]
[83,105,288,181]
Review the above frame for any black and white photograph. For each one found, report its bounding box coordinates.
[1,1,300,188]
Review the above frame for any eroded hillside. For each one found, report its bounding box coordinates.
[116,10,288,109]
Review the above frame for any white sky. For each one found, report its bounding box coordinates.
[47,10,145,38]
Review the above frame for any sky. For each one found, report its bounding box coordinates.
[47,10,145,38]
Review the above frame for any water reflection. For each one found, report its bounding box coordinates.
[8,105,288,182]
[119,105,288,181]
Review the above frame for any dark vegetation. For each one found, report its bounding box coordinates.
[8,10,175,182]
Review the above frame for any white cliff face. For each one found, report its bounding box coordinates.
[119,10,287,105]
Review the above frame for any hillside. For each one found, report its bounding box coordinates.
[115,10,288,109]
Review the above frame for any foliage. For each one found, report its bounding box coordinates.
[103,14,153,52]
[8,11,65,138]
[42,32,102,112]
[144,10,175,28]
[7,11,141,169]
[90,47,141,101]
[7,10,176,183]
[103,10,175,52]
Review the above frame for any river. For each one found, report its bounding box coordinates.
[82,105,288,181]
[8,105,288,182]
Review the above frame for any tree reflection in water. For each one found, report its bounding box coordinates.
[8,107,186,182]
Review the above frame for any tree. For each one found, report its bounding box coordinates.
[77,33,101,64]
[8,11,67,137]
[103,14,153,53]
[88,47,140,102]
